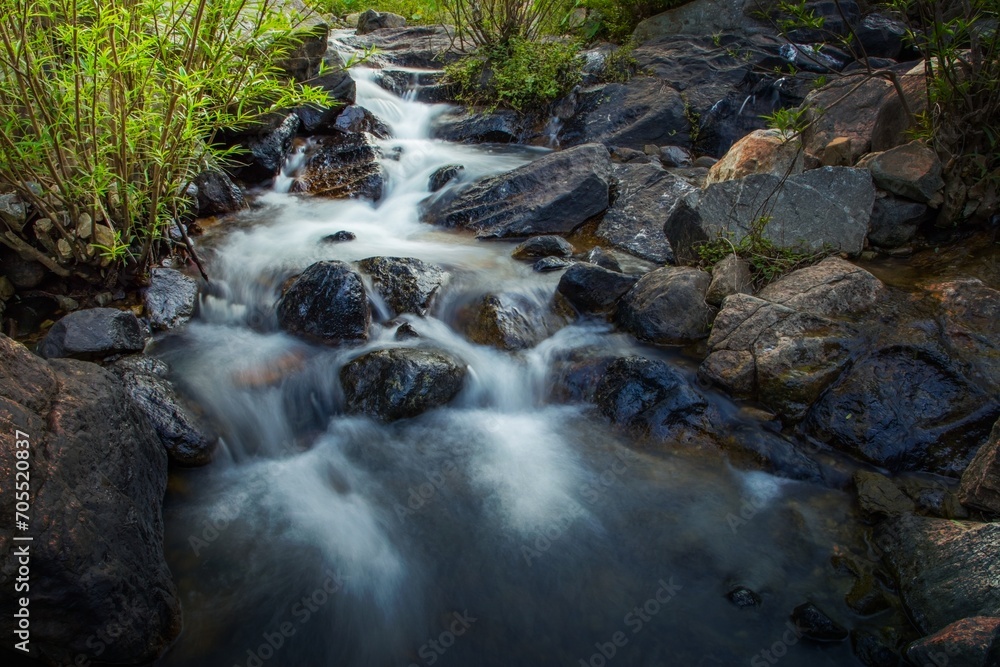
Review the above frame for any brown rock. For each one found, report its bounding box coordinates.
[863,141,945,205]
[820,137,852,167]
[756,257,885,318]
[705,253,752,306]
[906,617,1000,667]
[961,419,1000,515]
[616,267,716,344]
[854,470,916,520]
[705,129,805,185]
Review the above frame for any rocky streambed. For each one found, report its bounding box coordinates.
[1,2,999,666]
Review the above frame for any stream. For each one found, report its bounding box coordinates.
[153,60,874,667]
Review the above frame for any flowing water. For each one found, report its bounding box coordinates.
[154,63,875,667]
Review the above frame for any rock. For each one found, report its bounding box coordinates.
[633,0,766,43]
[394,322,420,340]
[705,129,805,185]
[598,163,696,264]
[190,170,246,217]
[0,191,27,231]
[533,257,573,273]
[820,137,853,167]
[276,261,370,343]
[845,571,892,616]
[1,248,46,288]
[38,308,147,360]
[705,253,752,306]
[357,256,446,317]
[727,586,762,609]
[851,629,904,667]
[801,63,927,164]
[665,167,875,261]
[905,617,1000,667]
[868,194,932,248]
[321,230,356,243]
[512,235,575,260]
[340,348,465,421]
[559,77,690,150]
[312,51,357,106]
[421,143,612,239]
[960,419,1000,515]
[924,279,1000,390]
[550,348,618,403]
[462,292,553,351]
[374,67,455,104]
[356,9,406,35]
[432,108,528,144]
[616,267,716,344]
[347,25,463,68]
[876,515,1000,633]
[225,113,300,184]
[293,134,384,200]
[585,247,622,272]
[806,345,998,475]
[853,13,908,60]
[610,147,652,164]
[0,334,180,665]
[756,257,885,318]
[863,141,945,205]
[854,470,916,519]
[144,268,198,331]
[331,105,390,138]
[594,356,708,439]
[110,356,217,466]
[556,263,639,315]
[717,424,823,482]
[429,165,464,192]
[658,145,693,168]
[275,22,328,82]
[778,0,861,42]
[790,603,849,642]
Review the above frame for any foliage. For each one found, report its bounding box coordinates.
[597,39,641,82]
[696,216,832,289]
[442,0,566,48]
[0,0,328,282]
[568,0,685,42]
[445,38,583,111]
[309,0,443,23]
[761,107,809,136]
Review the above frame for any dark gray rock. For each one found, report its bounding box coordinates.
[533,257,573,273]
[429,165,464,192]
[1,248,46,288]
[293,133,384,200]
[865,141,945,205]
[356,9,407,35]
[960,418,1000,515]
[598,163,696,264]
[727,586,762,609]
[357,256,446,316]
[341,348,465,421]
[190,170,246,217]
[556,263,638,315]
[421,143,612,239]
[549,348,618,403]
[227,113,300,184]
[276,261,370,343]
[0,334,180,665]
[512,235,575,260]
[110,356,217,466]
[853,13,908,60]
[854,470,916,520]
[462,292,554,351]
[790,603,849,642]
[585,246,622,272]
[633,0,768,42]
[346,25,463,68]
[659,145,693,168]
[705,253,752,306]
[432,108,528,144]
[876,515,1000,634]
[868,194,931,249]
[38,308,147,360]
[275,22,328,82]
[394,322,420,340]
[617,267,716,344]
[332,105,391,138]
[0,192,27,231]
[852,630,904,667]
[145,268,198,331]
[313,51,357,105]
[321,231,356,244]
[905,617,1000,667]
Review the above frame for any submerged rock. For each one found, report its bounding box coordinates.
[432,108,528,144]
[429,164,464,192]
[727,586,762,609]
[790,603,849,642]
[462,292,556,351]
[293,134,384,200]
[358,256,446,317]
[341,348,466,421]
[276,261,371,343]
[145,268,198,331]
[616,267,716,344]
[38,308,147,360]
[533,257,573,273]
[854,470,916,520]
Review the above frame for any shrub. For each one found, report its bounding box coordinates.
[310,0,443,23]
[0,0,328,282]
[570,0,686,42]
[442,0,566,48]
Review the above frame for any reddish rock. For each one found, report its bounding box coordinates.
[906,617,1000,667]
[705,129,805,185]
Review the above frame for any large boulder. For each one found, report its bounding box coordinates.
[559,77,690,150]
[755,257,885,318]
[421,143,612,239]
[597,163,696,264]
[292,133,384,200]
[347,25,463,68]
[665,167,875,261]
[863,141,945,205]
[190,170,246,217]
[876,515,1000,634]
[634,0,766,42]
[275,22,329,82]
[853,13,908,60]
[223,113,300,185]
[960,419,1000,515]
[0,335,180,665]
[461,292,556,351]
[144,268,198,331]
[357,256,446,317]
[356,9,406,35]
[906,617,1000,667]
[432,108,529,144]
[705,129,805,185]
[276,261,371,343]
[38,308,147,360]
[340,348,466,421]
[616,267,716,344]
[867,194,932,248]
[556,263,639,315]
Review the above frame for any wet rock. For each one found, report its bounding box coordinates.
[633,0,767,42]
[925,279,1000,390]
[312,51,357,106]
[512,235,575,260]
[905,617,1000,667]
[145,268,198,332]
[190,170,246,217]
[877,515,1000,633]
[852,629,903,667]
[0,334,180,665]
[357,256,446,317]
[845,571,892,616]
[598,163,695,264]
[705,129,805,185]
[356,9,406,35]
[560,77,690,150]
[0,191,27,231]
[727,586,762,609]
[276,261,370,343]
[556,263,638,315]
[790,603,849,642]
[718,425,822,482]
[853,13,908,60]
[429,165,464,192]
[658,145,693,168]
[854,470,916,520]
[585,247,622,272]
[616,267,716,344]
[806,345,999,475]
[594,356,709,438]
[110,356,217,466]
[757,257,885,318]
[421,143,612,239]
[38,308,147,360]
[275,22,328,82]
[533,257,573,273]
[609,147,652,164]
[321,230,356,243]
[340,348,465,421]
[665,167,875,261]
[331,105,391,138]
[225,113,300,185]
[705,253,752,306]
[346,25,463,68]
[549,348,618,403]
[462,292,555,351]
[960,418,1000,515]
[432,108,528,144]
[294,134,384,200]
[394,322,420,341]
[863,141,945,205]
[868,194,932,249]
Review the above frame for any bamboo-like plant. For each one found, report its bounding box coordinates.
[0,0,329,282]
[441,0,565,48]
